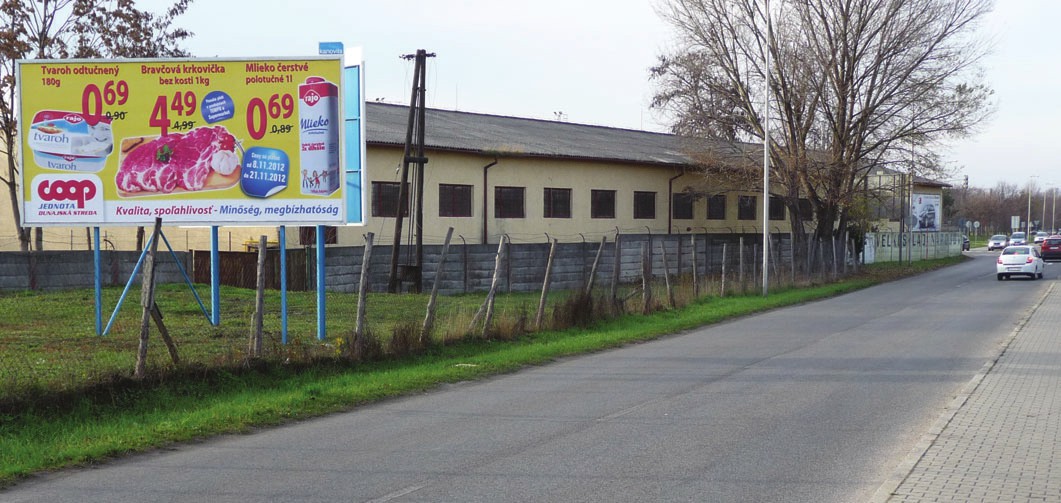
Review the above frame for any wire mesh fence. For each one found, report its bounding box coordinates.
[0,231,961,404]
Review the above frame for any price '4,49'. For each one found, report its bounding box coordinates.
[150,92,197,136]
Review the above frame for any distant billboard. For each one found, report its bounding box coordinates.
[16,56,352,227]
[910,193,941,231]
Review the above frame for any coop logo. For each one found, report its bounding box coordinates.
[27,172,104,225]
[37,178,97,208]
[303,90,321,106]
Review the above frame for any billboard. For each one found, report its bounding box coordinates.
[16,56,350,227]
[910,193,941,231]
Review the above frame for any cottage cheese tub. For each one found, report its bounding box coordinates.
[27,110,113,173]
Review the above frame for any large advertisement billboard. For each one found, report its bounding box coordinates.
[910,193,941,231]
[16,56,346,226]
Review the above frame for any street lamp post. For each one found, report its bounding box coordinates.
[1027,176,1038,236]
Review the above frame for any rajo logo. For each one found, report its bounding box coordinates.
[303,90,321,106]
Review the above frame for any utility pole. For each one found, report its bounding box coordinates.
[387,49,435,293]
[761,0,771,296]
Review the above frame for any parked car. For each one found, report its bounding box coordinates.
[1035,231,1049,244]
[1041,236,1061,261]
[997,245,1044,280]
[1010,231,1028,246]
[962,235,970,251]
[987,234,1009,251]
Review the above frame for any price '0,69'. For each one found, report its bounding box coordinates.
[246,93,294,140]
[150,92,197,136]
[81,80,128,122]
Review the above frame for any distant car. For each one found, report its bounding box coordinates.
[987,234,1009,251]
[1010,231,1028,246]
[1041,236,1061,261]
[997,245,1044,280]
[1035,231,1049,244]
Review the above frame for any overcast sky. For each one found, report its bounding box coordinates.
[149,0,1054,191]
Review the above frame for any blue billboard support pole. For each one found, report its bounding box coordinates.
[103,234,153,336]
[94,227,102,335]
[280,226,288,344]
[317,225,326,341]
[211,226,220,326]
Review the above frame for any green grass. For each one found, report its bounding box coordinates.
[0,257,962,487]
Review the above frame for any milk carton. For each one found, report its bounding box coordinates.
[298,76,340,196]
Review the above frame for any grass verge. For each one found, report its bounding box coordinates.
[0,257,961,487]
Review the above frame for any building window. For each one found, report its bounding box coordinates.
[738,195,757,220]
[672,192,694,220]
[707,194,726,220]
[769,195,786,221]
[634,191,656,219]
[544,187,572,218]
[591,189,616,218]
[372,181,409,217]
[798,198,814,221]
[495,186,525,218]
[439,183,473,217]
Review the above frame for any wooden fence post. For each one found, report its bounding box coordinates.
[421,228,452,343]
[585,236,606,295]
[721,242,727,297]
[249,235,267,358]
[536,239,559,330]
[741,237,748,292]
[610,232,622,306]
[469,236,507,334]
[641,241,652,314]
[660,240,675,308]
[355,233,374,353]
[134,217,163,379]
[691,234,699,297]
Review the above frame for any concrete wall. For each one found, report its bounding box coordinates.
[322,233,792,295]
[864,231,964,263]
[0,250,190,291]
[0,231,964,294]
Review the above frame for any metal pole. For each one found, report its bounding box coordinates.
[94,227,101,335]
[1027,179,1034,236]
[1053,187,1057,233]
[210,226,220,325]
[279,226,288,345]
[316,225,326,341]
[761,0,771,296]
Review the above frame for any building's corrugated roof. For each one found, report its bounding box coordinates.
[364,102,748,167]
[364,103,950,188]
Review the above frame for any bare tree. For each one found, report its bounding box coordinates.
[0,0,192,251]
[652,0,994,251]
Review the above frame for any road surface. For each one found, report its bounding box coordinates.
[2,251,1048,502]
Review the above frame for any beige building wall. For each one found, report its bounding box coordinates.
[349,146,797,247]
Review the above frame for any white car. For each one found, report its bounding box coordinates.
[997,245,1044,280]
[1035,231,1049,244]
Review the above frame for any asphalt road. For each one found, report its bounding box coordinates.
[3,251,1050,503]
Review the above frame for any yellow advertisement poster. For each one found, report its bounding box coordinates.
[16,57,344,226]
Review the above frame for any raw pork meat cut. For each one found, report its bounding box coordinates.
[116,126,238,194]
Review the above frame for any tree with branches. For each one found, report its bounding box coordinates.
[0,0,192,251]
[651,0,994,258]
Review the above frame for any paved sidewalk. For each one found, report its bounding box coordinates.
[873,283,1061,502]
